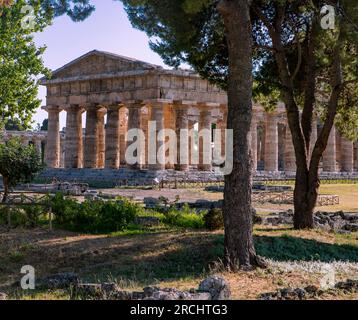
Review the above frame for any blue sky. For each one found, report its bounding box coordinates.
[33,0,169,128]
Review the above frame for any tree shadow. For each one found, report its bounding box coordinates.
[1,230,357,296]
[254,235,358,262]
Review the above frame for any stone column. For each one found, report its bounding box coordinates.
[285,125,296,172]
[45,106,61,168]
[127,103,143,169]
[264,113,278,172]
[323,126,337,172]
[251,115,258,171]
[341,136,354,173]
[188,120,196,168]
[97,109,106,169]
[174,103,189,171]
[84,104,100,169]
[105,105,121,169]
[198,107,212,171]
[148,103,165,170]
[33,138,42,157]
[65,105,83,168]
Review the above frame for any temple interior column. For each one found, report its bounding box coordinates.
[148,103,165,170]
[323,126,337,172]
[84,104,100,168]
[174,102,189,171]
[33,137,42,158]
[198,107,212,171]
[127,102,143,169]
[105,105,121,169]
[251,115,258,171]
[45,106,60,168]
[97,109,106,169]
[264,113,278,172]
[65,105,83,169]
[341,136,354,173]
[60,135,65,168]
[284,125,296,173]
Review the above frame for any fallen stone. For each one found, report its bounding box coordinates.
[70,276,231,300]
[198,275,231,300]
[260,280,358,300]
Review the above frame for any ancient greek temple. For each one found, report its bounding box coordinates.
[39,50,358,178]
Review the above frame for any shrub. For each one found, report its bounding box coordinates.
[161,204,205,229]
[50,194,143,233]
[204,208,224,230]
[0,205,46,228]
[50,193,80,228]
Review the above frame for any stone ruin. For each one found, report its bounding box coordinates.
[1,273,231,301]
[255,209,358,233]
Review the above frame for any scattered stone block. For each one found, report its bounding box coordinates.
[198,275,231,300]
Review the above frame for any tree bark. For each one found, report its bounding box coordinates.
[218,0,265,270]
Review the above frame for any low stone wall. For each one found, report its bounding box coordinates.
[36,168,225,187]
[35,168,358,188]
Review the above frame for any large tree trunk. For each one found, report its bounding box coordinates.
[218,0,265,270]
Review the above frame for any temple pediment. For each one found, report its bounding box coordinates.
[49,50,162,80]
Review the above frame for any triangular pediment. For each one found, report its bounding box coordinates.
[50,50,162,79]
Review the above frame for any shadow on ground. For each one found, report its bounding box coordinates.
[1,228,357,294]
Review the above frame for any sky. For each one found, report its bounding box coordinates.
[33,0,170,129]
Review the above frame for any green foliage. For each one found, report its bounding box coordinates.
[161,204,205,229]
[0,205,45,228]
[40,0,95,22]
[203,208,224,230]
[4,118,24,131]
[0,137,43,200]
[0,0,95,128]
[0,0,51,127]
[50,193,143,233]
[120,0,228,89]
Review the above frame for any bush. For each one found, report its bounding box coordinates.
[161,204,205,229]
[204,208,224,230]
[0,205,46,228]
[50,193,143,233]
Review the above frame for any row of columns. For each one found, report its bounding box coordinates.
[45,102,214,171]
[45,103,358,173]
[261,114,357,173]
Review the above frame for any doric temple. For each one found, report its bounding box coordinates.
[40,50,358,178]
